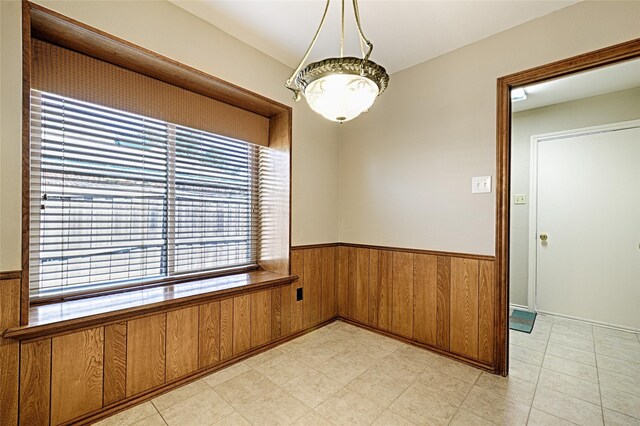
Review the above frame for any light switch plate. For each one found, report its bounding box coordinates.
[472,176,491,194]
[514,194,526,204]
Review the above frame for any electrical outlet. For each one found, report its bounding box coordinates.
[296,287,303,301]
[514,194,526,204]
[472,176,491,194]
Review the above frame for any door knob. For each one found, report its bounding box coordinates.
[539,233,548,241]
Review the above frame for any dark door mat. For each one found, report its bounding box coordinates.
[510,309,537,333]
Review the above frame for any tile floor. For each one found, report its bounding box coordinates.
[97,317,640,425]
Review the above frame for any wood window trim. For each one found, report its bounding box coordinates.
[21,1,292,325]
[494,37,640,376]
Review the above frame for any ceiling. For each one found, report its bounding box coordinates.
[170,0,577,75]
[513,58,640,112]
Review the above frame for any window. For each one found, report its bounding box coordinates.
[29,90,261,299]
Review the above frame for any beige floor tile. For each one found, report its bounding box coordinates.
[509,344,545,366]
[232,388,310,426]
[211,411,251,426]
[511,331,548,352]
[315,388,384,426]
[599,369,640,397]
[552,317,593,332]
[371,410,416,426]
[548,333,594,352]
[152,379,210,412]
[288,342,340,368]
[332,342,389,367]
[314,356,369,385]
[600,385,640,420]
[412,367,473,406]
[202,362,251,388]
[509,358,541,384]
[527,408,575,426]
[370,353,423,386]
[244,348,284,368]
[426,354,482,384]
[389,345,438,373]
[603,408,640,426]
[449,409,495,426]
[95,402,159,426]
[593,326,639,340]
[292,410,335,426]
[389,385,458,425]
[460,386,530,426]
[537,368,601,405]
[545,342,597,366]
[160,388,234,426]
[596,342,640,364]
[542,353,599,383]
[252,353,314,386]
[552,323,594,341]
[346,367,412,407]
[474,371,536,405]
[130,413,167,426]
[597,354,640,379]
[594,332,640,349]
[214,370,278,404]
[282,370,342,408]
[532,387,603,426]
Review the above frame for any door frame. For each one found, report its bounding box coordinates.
[527,120,640,314]
[494,37,640,376]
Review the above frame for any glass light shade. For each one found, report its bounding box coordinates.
[303,73,379,122]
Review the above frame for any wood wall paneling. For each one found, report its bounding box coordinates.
[436,256,451,350]
[450,258,480,358]
[391,251,414,338]
[166,307,199,381]
[250,290,271,348]
[413,254,438,346]
[321,247,336,320]
[478,260,495,363]
[126,314,166,397]
[219,298,234,361]
[233,295,251,355]
[368,250,379,326]
[0,279,20,425]
[290,250,304,333]
[377,250,393,331]
[270,285,291,339]
[103,322,127,406]
[303,248,322,327]
[51,327,104,425]
[337,246,349,317]
[353,248,370,324]
[19,339,51,426]
[198,301,221,369]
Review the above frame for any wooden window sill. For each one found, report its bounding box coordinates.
[3,271,297,341]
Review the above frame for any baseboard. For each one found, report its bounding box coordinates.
[509,303,531,312]
[67,318,338,425]
[536,309,640,334]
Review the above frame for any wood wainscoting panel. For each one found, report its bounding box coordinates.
[166,307,199,381]
[233,295,251,355]
[450,258,480,358]
[19,339,51,426]
[0,279,20,425]
[290,250,304,333]
[436,256,451,350]
[321,247,336,321]
[377,250,393,331]
[51,327,104,425]
[250,290,272,348]
[198,301,221,369]
[478,260,495,363]
[270,286,291,339]
[391,251,414,339]
[354,248,370,324]
[126,314,166,397]
[368,249,379,326]
[104,322,127,406]
[337,246,349,317]
[303,248,322,327]
[219,298,234,361]
[413,254,438,346]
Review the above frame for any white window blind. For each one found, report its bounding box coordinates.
[29,90,260,299]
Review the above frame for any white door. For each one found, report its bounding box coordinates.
[535,123,640,330]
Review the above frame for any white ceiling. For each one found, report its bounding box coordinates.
[513,58,640,112]
[170,0,577,75]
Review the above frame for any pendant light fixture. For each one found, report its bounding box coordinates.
[285,0,389,123]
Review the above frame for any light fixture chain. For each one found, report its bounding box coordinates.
[340,0,345,58]
[352,0,374,70]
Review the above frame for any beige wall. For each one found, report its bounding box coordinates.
[0,0,340,271]
[510,87,640,307]
[339,1,640,256]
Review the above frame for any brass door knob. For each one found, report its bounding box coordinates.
[539,233,548,241]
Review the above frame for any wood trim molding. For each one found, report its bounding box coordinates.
[0,271,21,281]
[495,37,640,376]
[292,243,495,261]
